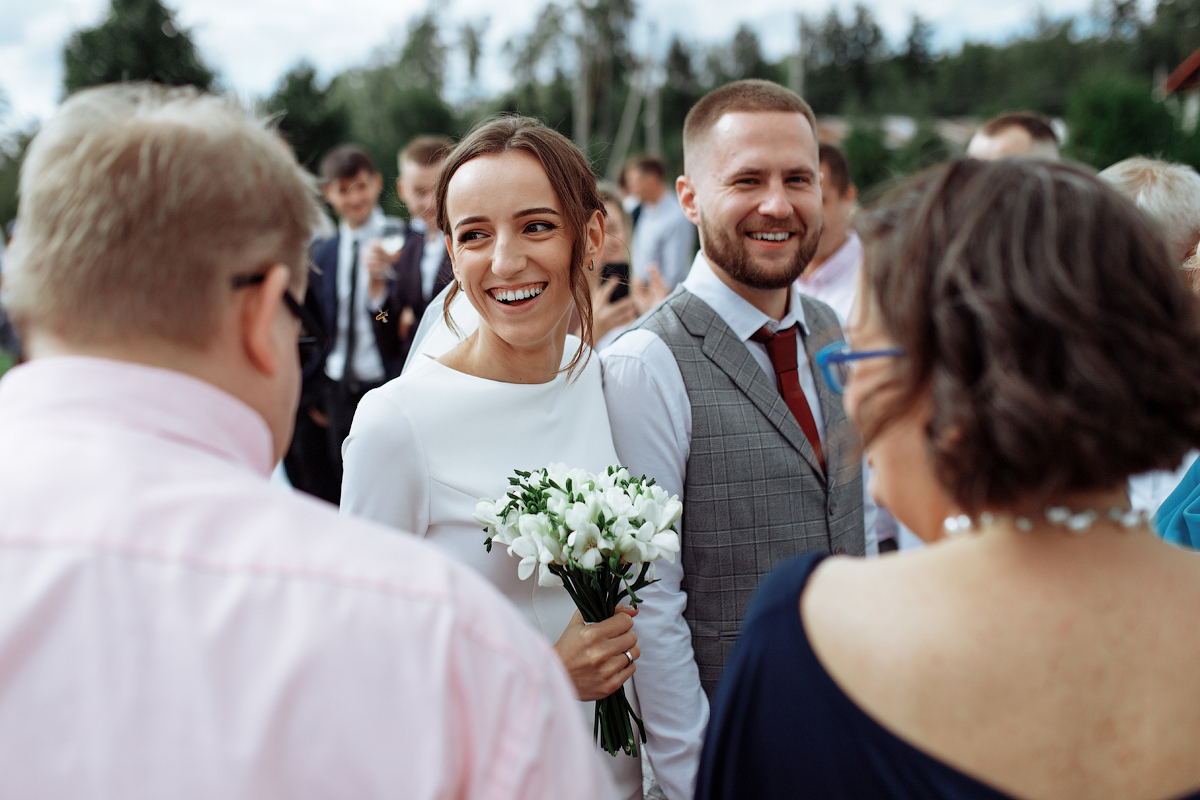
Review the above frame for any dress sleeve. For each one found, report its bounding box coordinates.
[340,388,430,538]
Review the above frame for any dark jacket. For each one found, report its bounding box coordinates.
[374,229,454,368]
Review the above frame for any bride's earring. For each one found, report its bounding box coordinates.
[588,260,596,272]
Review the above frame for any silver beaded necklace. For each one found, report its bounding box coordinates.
[943,506,1155,536]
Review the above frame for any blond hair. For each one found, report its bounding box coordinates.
[1100,156,1200,267]
[3,83,324,349]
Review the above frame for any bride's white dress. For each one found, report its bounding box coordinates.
[341,299,642,799]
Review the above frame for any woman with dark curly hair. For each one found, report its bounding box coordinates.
[696,158,1200,800]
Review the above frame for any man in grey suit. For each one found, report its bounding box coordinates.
[600,79,865,800]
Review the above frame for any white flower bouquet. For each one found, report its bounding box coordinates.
[474,463,682,758]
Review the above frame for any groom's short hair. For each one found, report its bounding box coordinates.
[3,83,323,349]
[683,80,816,173]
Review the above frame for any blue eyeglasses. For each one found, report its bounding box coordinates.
[815,341,906,394]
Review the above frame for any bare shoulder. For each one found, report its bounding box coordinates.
[801,550,942,691]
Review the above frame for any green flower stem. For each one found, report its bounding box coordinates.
[549,562,648,757]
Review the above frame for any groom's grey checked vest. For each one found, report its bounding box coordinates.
[633,287,864,695]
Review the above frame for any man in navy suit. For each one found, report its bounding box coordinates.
[366,136,454,368]
[285,145,396,503]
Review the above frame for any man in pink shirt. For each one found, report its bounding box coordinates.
[795,143,861,328]
[0,83,615,799]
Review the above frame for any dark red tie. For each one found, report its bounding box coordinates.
[750,325,825,472]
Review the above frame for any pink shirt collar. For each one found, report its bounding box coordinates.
[0,356,275,477]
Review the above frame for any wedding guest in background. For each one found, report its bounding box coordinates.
[796,143,905,555]
[285,145,395,504]
[966,111,1060,161]
[1100,156,1200,515]
[627,155,697,290]
[0,83,613,799]
[1101,156,1200,271]
[698,157,1200,800]
[569,184,639,351]
[601,79,864,800]
[368,135,455,367]
[341,117,645,799]
[796,144,859,327]
[620,159,643,227]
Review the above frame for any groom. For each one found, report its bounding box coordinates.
[601,79,865,800]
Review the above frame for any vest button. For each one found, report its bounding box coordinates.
[828,501,838,515]
[834,546,846,555]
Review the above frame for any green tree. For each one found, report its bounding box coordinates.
[842,121,894,193]
[844,5,886,104]
[63,0,213,94]
[397,12,447,95]
[900,15,934,82]
[1065,75,1178,168]
[264,62,349,173]
[0,128,34,238]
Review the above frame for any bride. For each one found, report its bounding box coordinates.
[340,116,644,798]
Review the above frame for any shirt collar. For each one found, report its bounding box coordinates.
[338,207,385,243]
[798,231,861,292]
[682,251,809,342]
[0,356,275,477]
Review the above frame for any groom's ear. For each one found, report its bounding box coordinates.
[678,174,700,227]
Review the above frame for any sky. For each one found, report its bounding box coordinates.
[1,0,1103,133]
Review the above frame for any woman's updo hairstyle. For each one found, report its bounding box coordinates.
[435,115,604,376]
[856,157,1200,514]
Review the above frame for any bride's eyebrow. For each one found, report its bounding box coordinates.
[453,215,488,230]
[514,207,559,219]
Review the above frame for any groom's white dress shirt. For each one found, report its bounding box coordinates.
[599,252,827,800]
[0,356,615,800]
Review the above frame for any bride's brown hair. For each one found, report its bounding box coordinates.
[435,115,604,378]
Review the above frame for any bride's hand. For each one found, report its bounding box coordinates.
[553,607,640,702]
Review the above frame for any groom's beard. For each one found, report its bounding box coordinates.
[699,211,822,290]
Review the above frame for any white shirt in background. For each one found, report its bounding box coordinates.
[325,209,387,382]
[796,231,863,328]
[409,217,448,302]
[1130,450,1200,514]
[630,192,697,289]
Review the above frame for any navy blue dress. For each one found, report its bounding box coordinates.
[696,552,1200,800]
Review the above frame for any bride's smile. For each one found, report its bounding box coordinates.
[488,281,546,306]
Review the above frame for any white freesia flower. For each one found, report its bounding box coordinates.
[564,497,599,531]
[507,535,541,581]
[546,487,570,518]
[473,499,504,529]
[603,486,635,519]
[478,464,682,757]
[658,498,683,532]
[578,547,604,570]
[650,530,680,563]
